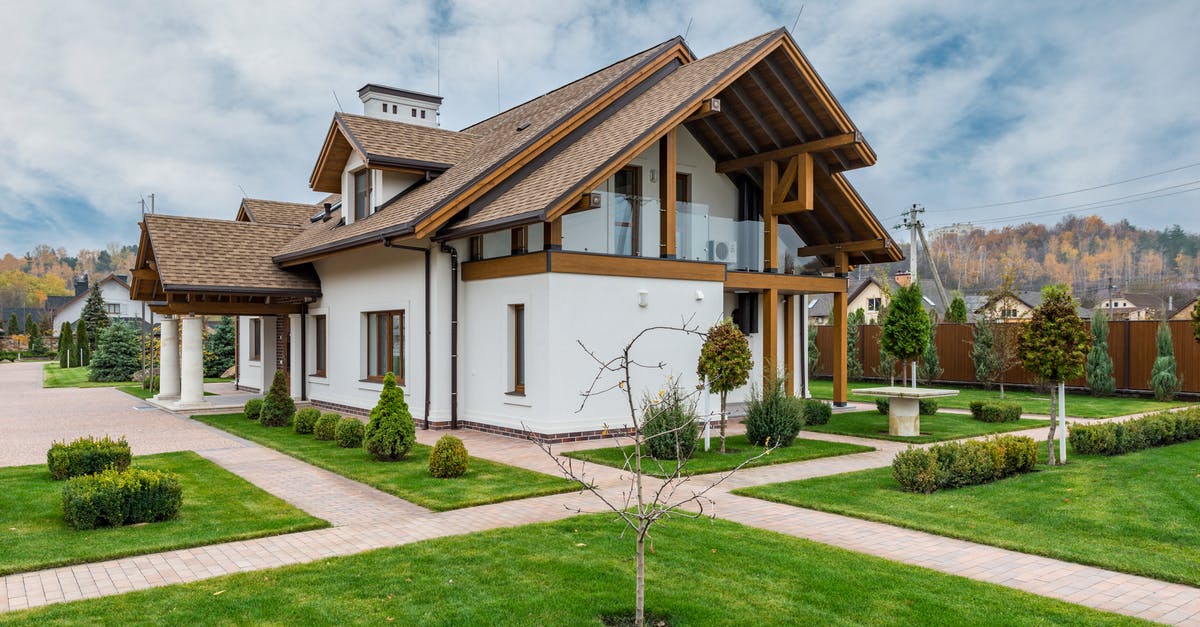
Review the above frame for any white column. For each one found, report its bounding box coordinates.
[179,315,205,405]
[156,316,180,400]
[288,314,303,399]
[800,294,811,398]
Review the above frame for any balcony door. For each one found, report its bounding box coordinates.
[613,166,641,256]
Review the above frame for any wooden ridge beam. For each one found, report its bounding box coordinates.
[716,132,859,173]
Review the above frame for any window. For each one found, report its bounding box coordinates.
[313,315,327,376]
[511,226,528,255]
[676,172,691,203]
[511,304,525,394]
[1002,307,1019,318]
[353,169,371,221]
[381,102,387,112]
[420,110,427,119]
[469,235,484,261]
[867,297,882,312]
[411,108,417,117]
[392,104,398,114]
[106,303,120,314]
[250,318,262,361]
[366,311,404,383]
[613,166,641,256]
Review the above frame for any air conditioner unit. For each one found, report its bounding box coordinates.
[707,240,737,264]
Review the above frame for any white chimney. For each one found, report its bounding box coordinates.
[357,84,442,128]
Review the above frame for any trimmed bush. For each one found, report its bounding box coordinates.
[314,413,340,441]
[744,376,804,448]
[1069,408,1200,456]
[244,398,264,421]
[876,398,938,416]
[47,436,132,480]
[969,400,986,421]
[294,407,321,434]
[364,372,416,461]
[801,399,832,426]
[62,467,183,530]
[892,435,1037,493]
[260,370,295,427]
[335,418,365,448]
[428,435,469,478]
[975,402,1022,423]
[642,385,698,459]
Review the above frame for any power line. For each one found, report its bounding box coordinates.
[956,183,1200,227]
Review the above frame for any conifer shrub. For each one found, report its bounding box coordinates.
[892,435,1036,493]
[801,399,832,425]
[259,370,295,427]
[641,384,698,460]
[1150,322,1182,401]
[875,398,939,416]
[1069,408,1200,456]
[1085,310,1116,396]
[314,413,341,441]
[294,407,321,434]
[977,402,1022,423]
[58,321,74,368]
[335,418,365,448]
[364,372,416,461]
[62,467,183,530]
[428,435,469,478]
[88,322,142,382]
[969,400,986,420]
[243,398,264,421]
[47,436,132,480]
[744,376,804,448]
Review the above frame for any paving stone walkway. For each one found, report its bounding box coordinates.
[2,360,1197,624]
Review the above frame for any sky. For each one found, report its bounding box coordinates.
[1,0,1198,254]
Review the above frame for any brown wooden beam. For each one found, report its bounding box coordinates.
[723,271,847,294]
[763,287,779,388]
[763,160,778,272]
[784,295,795,395]
[160,301,303,316]
[832,289,848,404]
[746,67,808,143]
[797,238,890,258]
[715,132,859,173]
[658,128,677,258]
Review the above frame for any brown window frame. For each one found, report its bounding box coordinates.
[105,303,120,314]
[352,168,371,221]
[511,226,528,255]
[469,235,484,261]
[249,318,262,362]
[511,304,525,395]
[365,310,404,384]
[313,315,327,377]
[676,172,691,203]
[614,165,642,256]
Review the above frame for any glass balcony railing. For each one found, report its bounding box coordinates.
[675,201,763,271]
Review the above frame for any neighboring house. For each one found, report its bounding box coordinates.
[841,271,945,324]
[975,289,1091,321]
[1093,293,1160,321]
[52,273,154,333]
[1169,295,1198,322]
[129,29,902,440]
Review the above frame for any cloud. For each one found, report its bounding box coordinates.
[1,0,1197,255]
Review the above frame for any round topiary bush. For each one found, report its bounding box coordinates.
[744,376,804,448]
[801,399,832,426]
[428,435,469,478]
[294,407,321,434]
[244,398,264,421]
[260,370,296,427]
[919,399,939,416]
[335,418,365,448]
[642,386,698,460]
[314,413,340,441]
[364,373,416,461]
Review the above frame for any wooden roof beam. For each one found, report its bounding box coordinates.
[745,67,808,143]
[716,96,764,154]
[763,56,827,137]
[797,239,891,257]
[716,132,859,173]
[727,82,784,149]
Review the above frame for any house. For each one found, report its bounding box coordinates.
[1093,293,1160,321]
[1170,295,1198,322]
[51,273,154,333]
[810,271,944,325]
[975,289,1091,321]
[129,29,902,440]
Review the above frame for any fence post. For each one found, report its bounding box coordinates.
[1123,320,1132,390]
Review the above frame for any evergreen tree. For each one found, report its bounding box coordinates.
[24,313,36,336]
[946,294,968,324]
[27,315,46,355]
[260,370,296,426]
[1085,310,1116,396]
[58,322,74,368]
[697,319,753,454]
[1018,284,1090,465]
[6,313,18,337]
[970,315,1000,388]
[89,322,141,382]
[880,283,931,386]
[1150,322,1181,402]
[365,372,417,460]
[75,319,91,367]
[917,323,943,384]
[203,316,236,377]
[847,308,865,381]
[79,283,110,351]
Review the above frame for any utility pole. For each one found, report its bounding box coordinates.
[895,204,925,388]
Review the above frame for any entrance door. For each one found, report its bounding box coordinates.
[612,166,641,256]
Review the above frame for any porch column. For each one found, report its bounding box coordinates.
[763,160,778,272]
[784,295,795,395]
[659,128,677,258]
[762,288,779,387]
[288,314,303,399]
[179,314,205,406]
[156,315,180,400]
[832,290,848,406]
[800,294,811,398]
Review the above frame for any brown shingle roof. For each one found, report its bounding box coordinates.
[144,214,320,294]
[240,198,322,227]
[339,114,479,167]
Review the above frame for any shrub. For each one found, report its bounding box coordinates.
[47,436,132,480]
[876,398,937,416]
[1069,408,1200,456]
[892,435,1037,493]
[62,467,183,530]
[364,373,417,461]
[294,407,321,434]
[244,398,264,421]
[429,435,469,478]
[260,370,295,427]
[335,418,365,448]
[88,322,142,382]
[969,400,986,420]
[875,398,889,415]
[801,399,832,426]
[642,384,699,459]
[1150,322,1182,402]
[142,375,160,391]
[314,413,340,441]
[744,376,804,448]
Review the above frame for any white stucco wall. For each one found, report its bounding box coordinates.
[236,315,275,392]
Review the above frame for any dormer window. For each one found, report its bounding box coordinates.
[353,169,371,221]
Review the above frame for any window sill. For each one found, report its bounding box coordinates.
[505,390,525,397]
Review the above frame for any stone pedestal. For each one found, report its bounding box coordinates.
[155,316,180,400]
[888,396,920,436]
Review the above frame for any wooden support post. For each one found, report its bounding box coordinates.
[659,129,677,258]
[832,289,848,406]
[784,295,795,395]
[797,152,814,212]
[763,287,779,388]
[763,160,778,272]
[543,218,562,251]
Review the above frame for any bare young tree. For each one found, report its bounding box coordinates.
[528,323,772,627]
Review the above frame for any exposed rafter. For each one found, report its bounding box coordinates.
[715,132,859,173]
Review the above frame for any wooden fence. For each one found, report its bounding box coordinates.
[814,320,1200,394]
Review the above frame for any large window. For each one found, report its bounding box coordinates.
[249,318,262,361]
[867,297,882,312]
[612,166,641,256]
[353,169,371,221]
[511,304,525,395]
[313,315,327,377]
[366,310,404,383]
[105,303,120,314]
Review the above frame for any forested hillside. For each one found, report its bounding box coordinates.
[0,244,137,309]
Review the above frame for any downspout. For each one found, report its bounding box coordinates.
[439,243,460,430]
[384,239,433,430]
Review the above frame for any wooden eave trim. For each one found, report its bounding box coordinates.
[462,250,727,282]
[777,34,856,133]
[160,284,322,298]
[411,42,694,239]
[365,154,454,173]
[714,132,860,173]
[308,116,369,194]
[724,271,847,294]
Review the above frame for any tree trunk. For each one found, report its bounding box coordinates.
[719,392,727,454]
[636,527,646,627]
[999,380,1005,398]
[1046,384,1058,465]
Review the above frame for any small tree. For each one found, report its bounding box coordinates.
[1150,322,1181,401]
[79,283,110,351]
[204,316,236,377]
[696,319,752,454]
[1018,284,1090,465]
[88,322,141,382]
[260,370,296,426]
[75,319,91,367]
[946,294,968,324]
[7,313,18,337]
[847,308,865,381]
[971,315,1000,388]
[880,283,931,387]
[917,324,942,385]
[58,322,74,368]
[26,314,46,356]
[24,313,36,336]
[364,372,417,460]
[1085,309,1115,396]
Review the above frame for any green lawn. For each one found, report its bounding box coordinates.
[737,439,1200,588]
[2,514,1141,626]
[807,379,1190,419]
[192,413,577,511]
[802,409,1049,443]
[44,364,230,389]
[0,451,327,576]
[562,434,873,478]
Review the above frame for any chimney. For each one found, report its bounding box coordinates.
[357,84,442,128]
[894,270,912,288]
[75,273,89,296]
